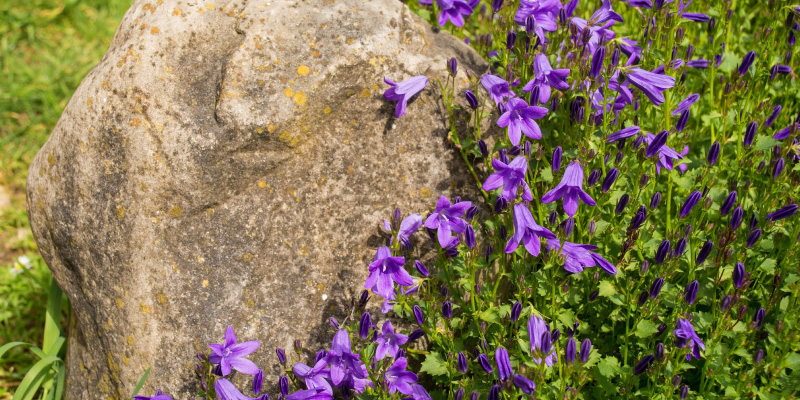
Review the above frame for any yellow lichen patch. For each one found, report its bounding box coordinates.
[202,279,209,287]
[359,88,371,98]
[268,124,276,133]
[172,8,181,15]
[116,298,124,309]
[293,91,307,106]
[397,147,405,154]
[346,38,355,44]
[157,293,167,304]
[323,106,331,114]
[151,27,159,34]
[139,302,153,314]
[169,205,182,217]
[197,256,205,264]
[258,181,267,188]
[47,154,55,164]
[115,205,126,221]
[312,50,321,58]
[87,98,93,105]
[317,283,324,292]
[300,244,309,255]
[347,165,354,174]
[284,88,294,97]
[205,3,215,10]
[127,336,134,345]
[297,65,310,76]
[245,298,255,308]
[122,355,130,365]
[243,253,254,262]
[419,187,432,198]
[173,265,178,272]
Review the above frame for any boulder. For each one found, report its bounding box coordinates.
[26,0,487,397]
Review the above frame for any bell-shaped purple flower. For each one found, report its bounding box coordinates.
[513,374,536,394]
[215,379,270,400]
[424,196,472,248]
[541,162,596,217]
[134,390,173,400]
[625,67,676,106]
[293,358,333,394]
[672,93,700,116]
[498,98,548,145]
[483,156,533,202]
[546,239,617,275]
[523,54,570,104]
[208,326,261,376]
[674,318,705,360]
[643,132,684,174]
[376,321,408,360]
[436,0,474,27]
[505,203,557,256]
[590,47,606,78]
[364,247,412,298]
[383,76,429,118]
[326,330,367,386]
[495,347,513,381]
[606,126,640,143]
[481,74,515,105]
[528,314,558,366]
[384,357,418,395]
[684,280,699,305]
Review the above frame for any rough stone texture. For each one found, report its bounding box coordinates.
[26,0,487,398]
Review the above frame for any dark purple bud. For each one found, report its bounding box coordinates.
[739,51,756,76]
[560,217,575,238]
[465,205,478,221]
[465,225,476,249]
[540,331,552,354]
[488,385,501,400]
[650,277,664,299]
[551,328,561,342]
[640,261,650,275]
[329,317,339,329]
[671,375,682,388]
[413,260,430,277]
[640,174,650,188]
[634,354,656,375]
[731,207,743,229]
[721,295,732,311]
[465,90,478,110]
[753,307,766,329]
[708,141,720,165]
[506,31,517,50]
[773,157,785,179]
[457,352,468,373]
[513,374,536,394]
[279,375,289,396]
[492,0,503,12]
[696,240,714,265]
[477,353,493,373]
[448,57,458,76]
[680,191,702,218]
[525,16,536,34]
[646,130,669,158]
[494,197,507,214]
[315,349,326,364]
[655,240,670,265]
[413,305,424,325]
[651,191,662,210]
[680,385,689,400]
[548,210,558,226]
[720,191,737,215]
[766,105,782,128]
[442,301,452,319]
[754,349,765,364]
[737,304,748,320]
[253,369,263,395]
[749,213,758,230]
[498,148,509,164]
[511,301,522,322]
[408,329,424,342]
[616,194,630,214]
[767,204,798,221]
[733,262,745,288]
[674,237,687,258]
[633,134,645,151]
[685,280,699,305]
[787,50,793,64]
[470,391,479,400]
[746,228,762,248]
[610,47,620,69]
[580,339,592,362]
[591,47,606,78]
[685,45,694,60]
[589,220,597,236]
[588,169,601,187]
[550,95,559,111]
[197,352,206,362]
[552,146,563,171]
[602,168,619,192]
[655,343,665,360]
[359,312,371,339]
[523,140,531,156]
[294,339,302,353]
[276,348,286,364]
[454,388,465,400]
[637,291,649,306]
[656,323,667,337]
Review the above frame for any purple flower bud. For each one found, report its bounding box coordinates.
[442,301,452,319]
[448,57,458,76]
[610,47,620,69]
[640,261,649,275]
[253,369,263,395]
[315,349,326,364]
[279,375,289,396]
[766,105,782,128]
[477,353,492,373]
[413,305,424,325]
[513,374,536,394]
[506,31,517,50]
[655,240,670,265]
[602,168,619,192]
[647,130,669,157]
[733,262,745,288]
[721,295,732,311]
[413,260,429,277]
[749,213,758,230]
[754,349,765,364]
[525,16,536,34]
[640,174,650,188]
[651,192,662,210]
[787,50,793,64]
[529,85,540,105]
[540,331,552,354]
[551,95,559,111]
[358,290,369,307]
[680,384,689,400]
[589,220,596,236]
[680,191,702,218]
[498,148,509,164]
[465,205,478,221]
[470,391,479,400]
[455,388,464,400]
[548,210,558,226]
[739,51,756,76]
[685,280,699,305]
[511,301,522,322]
[634,354,655,375]
[633,134,645,150]
[655,343,665,360]
[616,194,630,214]
[767,204,798,221]
[753,307,766,329]
[588,169,601,187]
[275,347,286,364]
[494,197,507,214]
[720,191,737,215]
[359,312,371,339]
[708,141,720,165]
[580,339,592,362]
[560,217,575,238]
[492,0,503,12]
[656,323,667,337]
[589,290,599,301]
[552,146,563,171]
[488,385,501,400]
[465,90,478,110]
[408,329,424,342]
[650,277,664,299]
[731,207,743,229]
[329,317,339,329]
[523,141,531,156]
[746,228,762,248]
[637,291,648,306]
[465,225,476,249]
[696,240,714,265]
[591,47,606,78]
[686,45,694,60]
[773,157,785,179]
[457,352,468,373]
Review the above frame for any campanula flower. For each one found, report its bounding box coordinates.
[436,0,474,27]
[134,390,173,400]
[514,0,560,42]
[739,51,756,76]
[364,247,413,298]
[481,74,515,105]
[580,339,592,362]
[746,228,762,248]
[477,353,493,373]
[384,357,418,395]
[513,374,536,394]
[457,352,468,373]
[565,337,577,363]
[523,54,570,104]
[285,388,333,400]
[625,67,676,106]
[424,195,472,248]
[383,76,428,118]
[673,318,705,360]
[546,239,617,275]
[541,162,596,217]
[326,330,367,386]
[766,204,798,221]
[765,105,782,128]
[642,132,683,174]
[208,326,261,376]
[214,379,269,400]
[684,280,699,305]
[495,347,513,381]
[774,123,795,140]
[498,98,548,145]
[672,93,699,116]
[606,126,640,143]
[375,321,408,360]
[505,203,557,256]
[483,156,533,202]
[528,314,558,366]
[720,191,737,215]
[634,354,655,375]
[387,213,422,250]
[410,384,433,400]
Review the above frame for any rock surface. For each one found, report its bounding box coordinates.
[26,0,487,397]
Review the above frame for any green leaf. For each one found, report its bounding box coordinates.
[132,367,151,396]
[717,51,741,73]
[419,352,448,376]
[539,168,553,183]
[754,136,781,152]
[598,280,617,297]
[759,259,777,274]
[634,320,659,338]
[783,353,800,370]
[43,279,64,355]
[479,307,502,325]
[12,356,61,400]
[596,356,622,378]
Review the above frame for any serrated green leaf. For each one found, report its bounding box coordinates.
[598,280,616,297]
[759,259,777,274]
[783,353,800,370]
[420,352,448,376]
[634,320,659,338]
[479,307,501,325]
[539,168,553,183]
[754,136,781,151]
[595,356,622,378]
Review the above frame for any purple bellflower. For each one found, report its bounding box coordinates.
[215,379,269,400]
[436,0,474,27]
[385,357,418,395]
[625,67,676,106]
[606,126,640,143]
[325,330,367,386]
[134,390,173,400]
[497,98,548,145]
[495,347,513,381]
[285,388,333,400]
[546,240,617,275]
[383,76,428,118]
[672,93,699,116]
[410,384,433,400]
[424,196,472,248]
[375,321,409,360]
[364,247,413,299]
[383,213,423,250]
[528,314,558,366]
[523,54,570,104]
[766,204,798,221]
[673,318,706,361]
[643,132,684,174]
[293,359,333,395]
[505,203,557,256]
[541,162,596,217]
[208,326,261,376]
[481,74,515,105]
[514,0,560,42]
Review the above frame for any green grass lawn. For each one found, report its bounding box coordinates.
[0,1,131,397]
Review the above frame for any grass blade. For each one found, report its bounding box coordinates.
[131,367,151,397]
[12,356,60,400]
[42,279,64,355]
[0,342,45,360]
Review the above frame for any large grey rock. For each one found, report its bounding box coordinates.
[26,0,487,398]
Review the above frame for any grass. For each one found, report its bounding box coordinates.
[0,0,131,398]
